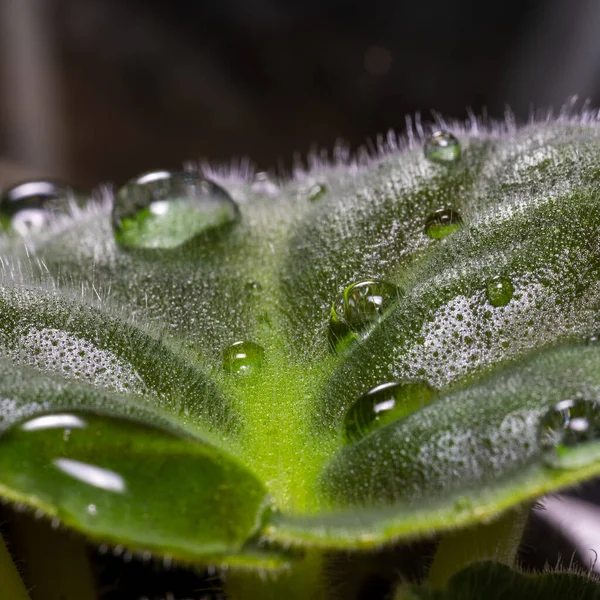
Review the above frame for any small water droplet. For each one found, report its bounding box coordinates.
[223,341,265,375]
[329,280,402,351]
[0,179,72,235]
[486,276,515,307]
[307,183,327,202]
[424,131,461,163]
[343,380,435,442]
[424,208,463,239]
[112,170,239,249]
[0,410,267,552]
[251,172,279,196]
[539,398,600,469]
[245,280,262,293]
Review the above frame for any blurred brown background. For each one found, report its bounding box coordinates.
[1,0,600,187]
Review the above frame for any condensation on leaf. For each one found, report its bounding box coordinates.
[424,131,461,163]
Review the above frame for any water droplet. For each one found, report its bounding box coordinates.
[343,380,435,442]
[251,172,279,196]
[424,209,463,239]
[244,280,262,293]
[223,341,265,375]
[307,183,327,202]
[112,170,239,249]
[0,410,267,553]
[539,398,600,469]
[486,276,515,307]
[0,179,72,235]
[424,131,461,163]
[329,280,402,351]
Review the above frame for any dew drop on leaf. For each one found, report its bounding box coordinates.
[251,172,279,196]
[424,208,463,239]
[297,180,327,203]
[538,398,600,469]
[424,131,461,163]
[223,341,265,375]
[343,380,435,442]
[329,280,402,351]
[0,179,72,235]
[112,170,239,249]
[0,411,268,553]
[486,276,515,307]
[244,280,263,293]
[307,183,327,203]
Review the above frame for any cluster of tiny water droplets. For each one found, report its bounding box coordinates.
[5,327,150,395]
[396,279,564,389]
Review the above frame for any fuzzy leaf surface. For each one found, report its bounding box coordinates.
[2,117,600,560]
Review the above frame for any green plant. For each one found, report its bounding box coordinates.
[2,109,600,599]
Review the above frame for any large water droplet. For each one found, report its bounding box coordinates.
[223,341,265,375]
[424,131,461,163]
[424,209,463,239]
[0,179,72,235]
[112,170,239,249]
[343,380,435,442]
[0,411,268,554]
[538,398,600,469]
[329,280,401,351]
[486,276,515,307]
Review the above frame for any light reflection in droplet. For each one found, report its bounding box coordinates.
[53,458,126,493]
[21,413,86,431]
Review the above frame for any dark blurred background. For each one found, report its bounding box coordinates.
[1,0,600,188]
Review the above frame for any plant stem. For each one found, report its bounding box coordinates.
[427,504,530,590]
[0,531,31,600]
[224,550,327,600]
[8,513,96,600]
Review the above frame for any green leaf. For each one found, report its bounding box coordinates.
[3,117,600,563]
[0,361,272,566]
[395,561,600,600]
[269,343,600,547]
